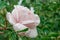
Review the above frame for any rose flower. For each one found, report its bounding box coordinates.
[6,5,40,38]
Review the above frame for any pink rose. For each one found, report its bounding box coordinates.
[6,5,40,38]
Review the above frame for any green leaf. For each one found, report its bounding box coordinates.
[17,28,28,33]
[9,32,17,40]
[48,32,58,37]
[0,1,7,9]
[18,36,22,40]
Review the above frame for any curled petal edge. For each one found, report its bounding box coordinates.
[34,14,40,26]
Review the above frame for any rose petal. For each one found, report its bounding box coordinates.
[25,27,38,38]
[6,12,16,25]
[34,14,40,26]
[13,23,28,31]
[22,20,36,28]
[22,20,34,24]
[12,5,36,23]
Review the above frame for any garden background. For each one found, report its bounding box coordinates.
[0,0,60,40]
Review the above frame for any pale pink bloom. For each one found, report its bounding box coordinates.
[6,5,40,38]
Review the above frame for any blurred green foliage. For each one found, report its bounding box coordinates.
[0,0,60,40]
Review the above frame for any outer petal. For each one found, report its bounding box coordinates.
[22,20,36,28]
[25,28,38,38]
[13,23,28,31]
[34,14,40,26]
[12,8,20,23]
[14,5,30,11]
[6,12,16,25]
